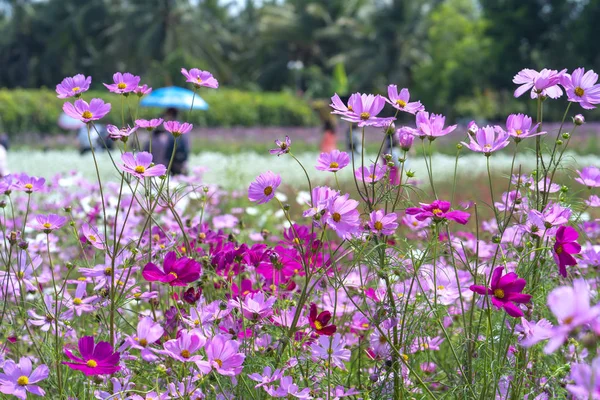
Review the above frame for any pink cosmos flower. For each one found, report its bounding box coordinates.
[461,125,510,156]
[136,118,164,131]
[81,223,104,249]
[268,376,312,399]
[181,68,219,89]
[163,330,209,371]
[103,72,141,94]
[315,150,350,172]
[303,185,339,220]
[397,127,415,151]
[229,292,276,321]
[513,68,566,99]
[469,266,532,317]
[248,366,283,388]
[311,334,351,370]
[386,85,425,114]
[586,195,600,208]
[65,282,96,316]
[63,336,121,376]
[505,113,544,140]
[205,334,245,376]
[121,317,164,362]
[538,202,571,227]
[325,193,361,239]
[56,74,91,98]
[553,225,581,277]
[13,174,45,193]
[406,200,470,225]
[142,251,201,286]
[368,210,398,235]
[248,171,281,205]
[341,93,395,127]
[119,152,167,178]
[414,111,457,139]
[561,68,600,109]
[355,164,386,183]
[567,357,600,399]
[163,121,193,137]
[134,84,152,96]
[515,317,553,347]
[31,213,67,233]
[270,136,291,156]
[106,124,138,141]
[575,166,600,188]
[0,357,49,399]
[63,98,111,123]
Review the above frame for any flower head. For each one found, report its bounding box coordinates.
[134,84,152,97]
[386,85,425,114]
[163,121,193,137]
[355,164,386,183]
[567,357,600,399]
[316,150,350,172]
[32,213,67,233]
[561,68,600,109]
[461,125,510,156]
[56,74,91,98]
[406,200,470,225]
[505,114,544,140]
[308,303,336,336]
[106,124,138,141]
[325,193,360,239]
[270,136,291,156]
[368,210,398,235]
[135,118,164,131]
[248,171,281,205]
[103,72,141,94]
[0,357,49,399]
[63,336,121,375]
[469,267,532,317]
[414,111,457,139]
[396,127,415,151]
[205,334,245,376]
[513,68,566,99]
[553,225,581,277]
[142,251,201,286]
[575,166,600,188]
[181,68,219,89]
[122,317,164,362]
[81,223,104,250]
[330,93,357,116]
[63,98,111,123]
[119,152,166,178]
[341,93,395,127]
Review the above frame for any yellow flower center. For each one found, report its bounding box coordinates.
[72,86,81,92]
[181,350,191,359]
[422,343,429,350]
[483,144,492,150]
[362,323,369,328]
[332,212,341,222]
[139,338,148,347]
[17,271,24,279]
[437,285,445,290]
[104,267,112,276]
[515,129,523,136]
[556,245,563,255]
[401,354,409,361]
[78,277,87,281]
[396,99,407,108]
[73,298,82,305]
[169,272,178,279]
[412,221,418,226]
[494,288,505,299]
[82,111,93,119]
[17,376,29,386]
[43,223,52,229]
[134,165,146,174]
[564,316,574,324]
[198,233,206,240]
[347,105,353,112]
[263,186,273,196]
[432,208,443,216]
[133,293,141,299]
[314,320,323,330]
[575,86,585,97]
[214,358,223,368]
[117,82,127,90]
[360,112,370,120]
[24,183,33,189]
[86,359,98,368]
[329,162,339,169]
[88,234,97,242]
[374,221,383,231]
[194,319,200,326]
[196,78,203,84]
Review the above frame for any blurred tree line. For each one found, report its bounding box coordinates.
[0,0,599,120]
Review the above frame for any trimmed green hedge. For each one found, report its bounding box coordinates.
[0,88,318,134]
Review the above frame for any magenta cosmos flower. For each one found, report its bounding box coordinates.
[142,251,201,286]
[270,136,291,156]
[122,317,164,362]
[162,330,208,366]
[205,334,245,376]
[561,68,600,109]
[386,85,424,114]
[575,166,600,188]
[325,193,361,239]
[341,93,395,127]
[63,98,111,123]
[32,213,67,233]
[461,125,510,156]
[308,303,337,336]
[406,200,470,225]
[135,118,164,131]
[56,74,91,99]
[0,358,48,399]
[103,72,141,94]
[513,68,566,99]
[505,113,544,141]
[248,171,281,205]
[553,225,581,277]
[181,68,219,89]
[229,291,276,320]
[355,164,386,183]
[470,266,532,317]
[163,121,193,137]
[414,111,457,139]
[316,150,350,172]
[63,336,121,376]
[119,152,166,179]
[368,210,398,235]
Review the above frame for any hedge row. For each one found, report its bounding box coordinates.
[0,88,319,134]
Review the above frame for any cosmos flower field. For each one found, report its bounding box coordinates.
[1,67,600,399]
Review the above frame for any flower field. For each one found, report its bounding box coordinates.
[2,67,600,400]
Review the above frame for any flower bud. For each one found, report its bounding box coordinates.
[406,170,415,178]
[283,203,290,211]
[562,132,570,140]
[467,121,479,136]
[574,114,585,126]
[556,139,563,146]
[456,143,463,150]
[396,127,414,151]
[18,241,28,250]
[0,201,6,208]
[387,161,395,168]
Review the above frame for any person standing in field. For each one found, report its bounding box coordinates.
[320,120,337,153]
[146,108,189,175]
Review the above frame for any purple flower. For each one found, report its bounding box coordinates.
[386,85,424,114]
[368,210,398,235]
[31,213,67,233]
[106,124,138,141]
[121,317,164,362]
[469,267,532,317]
[103,72,141,94]
[567,357,600,399]
[574,114,585,125]
[553,226,581,277]
[325,193,361,239]
[311,334,351,370]
[330,93,357,116]
[205,334,245,376]
[142,251,201,287]
[134,84,152,97]
[0,358,49,399]
[63,98,111,123]
[575,166,600,188]
[414,111,457,139]
[315,150,350,172]
[539,202,571,227]
[303,185,339,220]
[461,125,510,155]
[163,330,209,370]
[135,118,164,131]
[406,200,470,225]
[586,195,600,208]
[248,171,281,205]
[341,93,395,127]
[270,136,291,156]
[467,120,479,135]
[229,292,276,320]
[119,152,166,178]
[354,164,386,183]
[505,113,544,140]
[248,366,283,388]
[561,68,600,109]
[63,336,121,376]
[56,74,91,99]
[516,317,553,347]
[181,68,219,89]
[13,174,45,193]
[513,68,566,99]
[81,223,104,250]
[396,127,415,151]
[163,121,193,137]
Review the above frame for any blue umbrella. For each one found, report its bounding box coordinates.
[140,86,209,110]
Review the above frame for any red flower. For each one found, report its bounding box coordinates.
[553,225,581,277]
[308,303,336,336]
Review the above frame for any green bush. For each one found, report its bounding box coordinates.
[0,88,318,135]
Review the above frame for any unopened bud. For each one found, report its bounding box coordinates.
[562,132,570,140]
[18,241,28,250]
[574,114,585,126]
[556,139,563,146]
[406,170,415,178]
[283,203,290,211]
[456,143,463,150]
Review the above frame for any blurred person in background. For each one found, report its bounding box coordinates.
[146,108,189,175]
[77,124,111,155]
[320,119,337,153]
[0,134,9,177]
